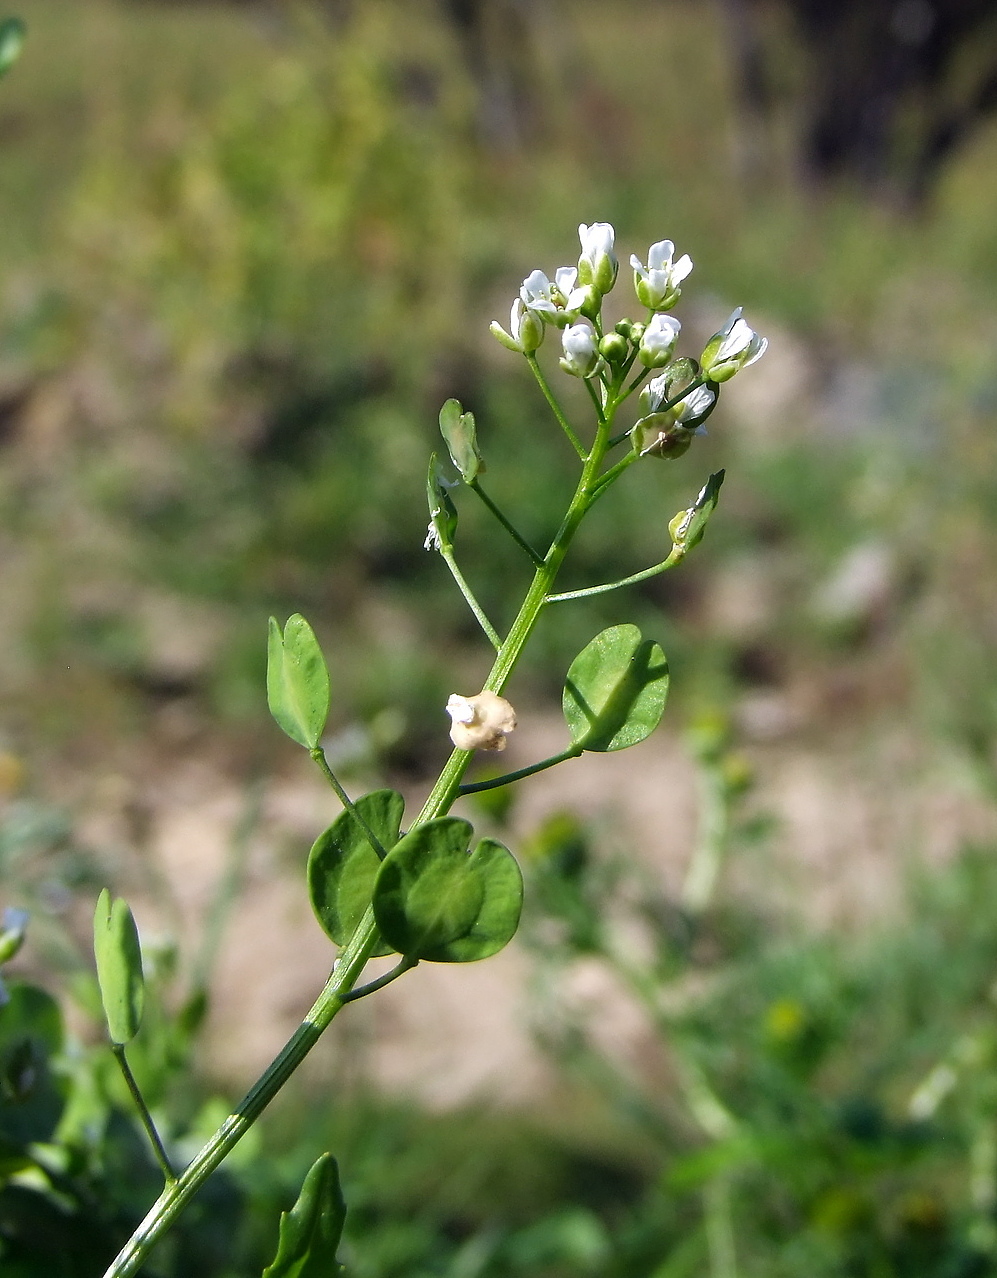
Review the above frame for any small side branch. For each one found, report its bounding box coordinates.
[585,377,606,425]
[310,748,391,860]
[546,550,681,603]
[459,744,582,795]
[112,1045,176,1185]
[527,355,587,460]
[441,550,503,650]
[590,450,638,496]
[340,955,419,1003]
[470,480,544,567]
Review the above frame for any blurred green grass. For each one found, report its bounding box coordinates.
[4,7,997,1274]
[2,0,997,778]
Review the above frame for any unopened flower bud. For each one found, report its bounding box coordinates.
[700,307,767,382]
[576,222,618,293]
[630,239,693,311]
[446,691,517,752]
[559,323,602,379]
[599,332,629,366]
[638,313,681,368]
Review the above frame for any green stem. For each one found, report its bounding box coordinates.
[469,480,544,567]
[585,376,606,425]
[546,549,681,603]
[102,376,621,1278]
[310,748,391,860]
[459,744,582,795]
[192,779,263,990]
[625,365,651,396]
[705,1174,738,1278]
[590,449,639,497]
[681,760,730,914]
[441,549,502,650]
[112,1045,176,1185]
[527,354,587,459]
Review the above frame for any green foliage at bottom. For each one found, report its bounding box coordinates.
[7,841,997,1276]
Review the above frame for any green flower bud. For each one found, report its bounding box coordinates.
[599,332,629,366]
[631,240,693,311]
[638,313,681,368]
[576,222,618,293]
[559,323,603,379]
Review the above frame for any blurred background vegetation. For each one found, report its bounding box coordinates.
[5,0,997,1274]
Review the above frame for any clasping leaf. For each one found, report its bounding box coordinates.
[262,1152,346,1278]
[372,817,523,962]
[563,624,669,752]
[668,470,724,561]
[425,453,458,552]
[439,398,484,483]
[308,789,404,958]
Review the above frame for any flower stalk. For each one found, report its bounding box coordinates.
[101,220,765,1278]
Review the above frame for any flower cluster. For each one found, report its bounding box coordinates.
[490,221,766,463]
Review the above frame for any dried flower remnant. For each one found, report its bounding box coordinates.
[446,691,517,751]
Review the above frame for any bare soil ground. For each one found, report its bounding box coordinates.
[71,703,997,1112]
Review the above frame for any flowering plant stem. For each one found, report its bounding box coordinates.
[102,373,621,1278]
[111,1046,176,1185]
[101,219,767,1276]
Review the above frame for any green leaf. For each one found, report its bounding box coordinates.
[439,398,484,483]
[308,789,404,958]
[373,818,523,963]
[668,470,724,559]
[425,453,458,552]
[267,614,331,750]
[0,18,25,80]
[563,623,669,752]
[262,1152,346,1278]
[0,984,65,1147]
[93,889,145,1045]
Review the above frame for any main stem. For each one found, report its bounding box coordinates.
[102,382,617,1278]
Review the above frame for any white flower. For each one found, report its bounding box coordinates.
[642,375,715,426]
[577,221,618,292]
[519,267,587,327]
[700,307,767,382]
[559,322,601,378]
[446,690,517,751]
[641,372,669,414]
[638,312,682,368]
[553,266,583,307]
[424,521,443,551]
[674,383,716,425]
[631,239,693,310]
[489,297,544,354]
[636,375,717,457]
[520,269,557,315]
